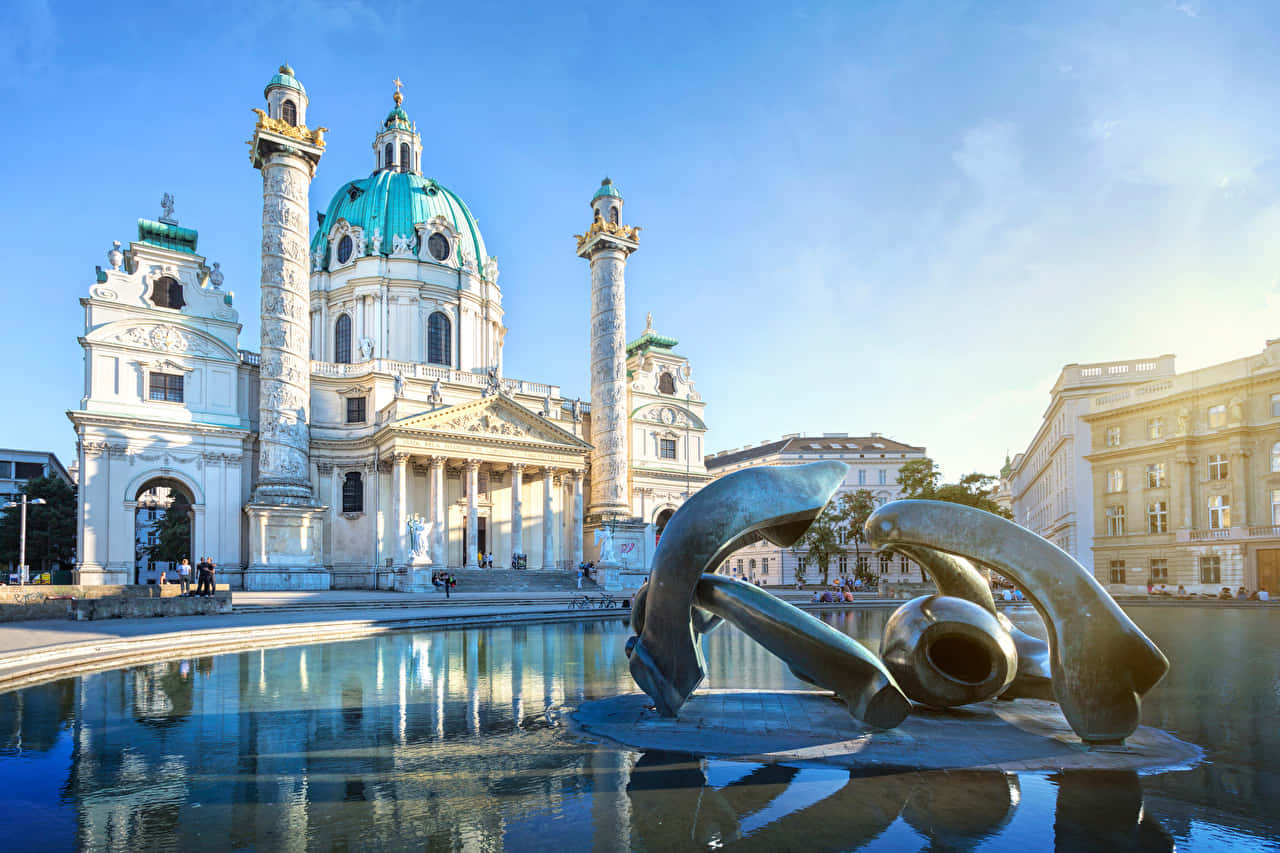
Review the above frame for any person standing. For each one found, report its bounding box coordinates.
[195,556,212,596]
[206,558,217,596]
[177,558,192,594]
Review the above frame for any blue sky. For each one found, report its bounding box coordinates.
[2,0,1278,479]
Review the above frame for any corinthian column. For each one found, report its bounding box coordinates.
[429,456,447,567]
[542,468,556,570]
[570,471,584,567]
[465,460,480,568]
[510,463,525,559]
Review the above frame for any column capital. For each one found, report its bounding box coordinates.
[392,452,411,465]
[510,462,526,474]
[428,455,448,469]
[464,458,482,471]
[542,466,556,480]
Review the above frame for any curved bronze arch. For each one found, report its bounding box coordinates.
[866,500,1169,743]
[627,461,850,716]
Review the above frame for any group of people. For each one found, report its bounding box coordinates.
[476,553,495,568]
[813,589,856,603]
[1147,582,1271,601]
[155,557,218,596]
[577,562,597,588]
[431,572,457,597]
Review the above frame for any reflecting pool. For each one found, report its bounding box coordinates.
[0,606,1275,851]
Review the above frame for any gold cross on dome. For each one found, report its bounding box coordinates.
[393,76,404,105]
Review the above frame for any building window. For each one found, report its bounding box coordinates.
[1208,495,1230,529]
[346,397,366,424]
[427,232,451,262]
[658,373,676,395]
[1109,560,1126,584]
[334,314,352,364]
[1207,405,1226,428]
[1207,454,1229,480]
[1106,427,1121,447]
[878,469,887,485]
[797,556,808,575]
[384,142,394,169]
[150,275,184,309]
[858,469,866,486]
[879,553,892,575]
[1199,555,1221,584]
[337,234,354,264]
[900,556,910,574]
[1146,462,1166,489]
[748,559,756,575]
[1273,489,1280,525]
[400,142,411,173]
[761,558,768,576]
[148,372,184,403]
[1272,394,1280,418]
[1146,417,1164,440]
[659,438,677,460]
[736,559,743,575]
[838,555,848,574]
[1105,505,1125,536]
[1150,559,1168,581]
[1272,441,1280,473]
[1148,501,1168,534]
[342,472,364,513]
[856,555,869,575]
[427,312,451,365]
[1106,469,1125,493]
[281,99,297,126]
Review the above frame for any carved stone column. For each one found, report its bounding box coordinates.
[576,180,640,521]
[542,468,556,570]
[465,460,480,569]
[1231,448,1249,527]
[243,73,328,590]
[429,456,447,567]
[570,471,584,568]
[510,463,525,560]
[392,453,409,566]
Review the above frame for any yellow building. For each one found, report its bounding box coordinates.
[1083,339,1280,595]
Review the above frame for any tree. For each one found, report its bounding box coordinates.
[795,488,879,586]
[897,458,1012,519]
[144,506,191,565]
[0,475,77,572]
[798,513,842,586]
[837,489,878,583]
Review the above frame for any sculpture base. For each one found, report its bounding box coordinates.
[393,568,436,592]
[243,503,329,591]
[585,517,649,588]
[573,691,1202,774]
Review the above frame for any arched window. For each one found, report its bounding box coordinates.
[337,234,353,264]
[151,275,184,309]
[1271,441,1280,472]
[427,312,451,366]
[334,314,352,364]
[342,472,364,513]
[281,99,298,126]
[384,142,394,169]
[400,142,411,173]
[609,206,619,225]
[658,373,676,395]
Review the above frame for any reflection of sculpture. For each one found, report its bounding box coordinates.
[865,500,1169,743]
[626,461,909,727]
[594,527,616,563]
[407,515,429,558]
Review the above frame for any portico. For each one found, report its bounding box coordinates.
[314,394,589,588]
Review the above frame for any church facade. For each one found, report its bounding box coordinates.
[69,66,711,590]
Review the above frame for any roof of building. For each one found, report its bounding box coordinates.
[383,105,412,131]
[311,171,489,274]
[265,64,305,97]
[592,177,623,202]
[705,434,925,470]
[0,449,73,485]
[137,218,198,254]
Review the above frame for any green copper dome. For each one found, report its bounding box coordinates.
[311,171,490,276]
[384,105,413,130]
[265,64,305,97]
[592,177,623,202]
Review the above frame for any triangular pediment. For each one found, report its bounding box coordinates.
[389,393,591,449]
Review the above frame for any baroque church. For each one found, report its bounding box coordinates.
[70,66,711,590]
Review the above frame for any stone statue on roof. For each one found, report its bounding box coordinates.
[160,193,175,221]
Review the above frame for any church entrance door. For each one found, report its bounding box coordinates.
[478,517,487,563]
[133,478,194,586]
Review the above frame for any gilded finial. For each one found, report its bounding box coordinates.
[393,76,404,107]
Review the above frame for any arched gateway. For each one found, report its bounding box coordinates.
[134,478,194,585]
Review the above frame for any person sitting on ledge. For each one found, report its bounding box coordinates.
[843,590,854,603]
[1176,584,1188,597]
[811,590,821,603]
[1237,587,1249,600]
[1219,586,1233,600]
[1258,588,1270,601]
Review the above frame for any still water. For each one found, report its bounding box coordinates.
[0,606,1274,852]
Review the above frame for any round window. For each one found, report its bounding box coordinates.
[337,235,353,264]
[427,232,451,262]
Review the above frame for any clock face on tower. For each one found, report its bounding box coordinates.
[150,326,181,351]
[661,407,677,425]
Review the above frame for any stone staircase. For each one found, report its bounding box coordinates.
[443,569,597,593]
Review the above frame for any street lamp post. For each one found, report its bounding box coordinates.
[4,496,47,585]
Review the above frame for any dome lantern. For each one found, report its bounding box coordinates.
[373,76,422,175]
